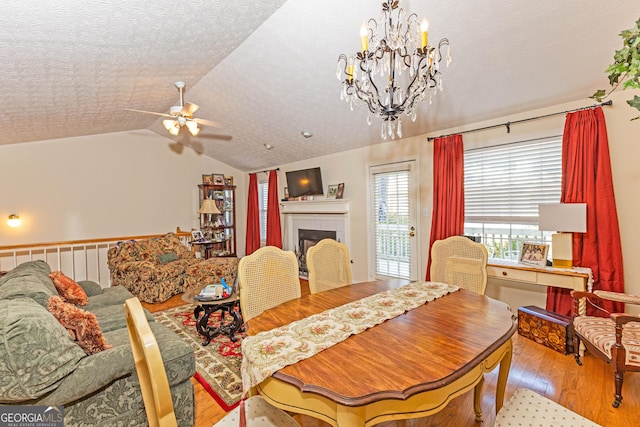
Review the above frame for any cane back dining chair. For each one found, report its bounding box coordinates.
[571,289,640,408]
[237,246,301,324]
[430,236,489,294]
[123,297,177,427]
[306,238,352,294]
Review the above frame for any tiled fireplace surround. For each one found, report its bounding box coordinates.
[281,200,350,275]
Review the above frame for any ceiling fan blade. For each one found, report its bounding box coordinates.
[193,117,221,128]
[124,108,173,118]
[181,102,199,117]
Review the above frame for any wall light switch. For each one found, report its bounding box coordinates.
[422,208,429,218]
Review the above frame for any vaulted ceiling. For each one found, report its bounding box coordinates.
[2,0,638,171]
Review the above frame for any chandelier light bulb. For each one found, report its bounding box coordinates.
[360,22,369,52]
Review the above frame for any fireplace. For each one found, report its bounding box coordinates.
[297,229,337,275]
[281,199,350,277]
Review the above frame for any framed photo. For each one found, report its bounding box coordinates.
[284,187,289,199]
[202,174,213,185]
[327,184,339,198]
[212,174,225,185]
[224,175,234,186]
[518,242,549,267]
[336,183,345,199]
[191,230,204,242]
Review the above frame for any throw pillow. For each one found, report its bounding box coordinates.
[49,271,89,306]
[47,296,112,355]
[158,252,179,264]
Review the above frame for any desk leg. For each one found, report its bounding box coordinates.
[495,338,513,413]
[473,375,485,422]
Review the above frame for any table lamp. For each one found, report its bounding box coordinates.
[199,198,221,238]
[538,203,587,268]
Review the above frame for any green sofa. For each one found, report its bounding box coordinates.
[0,260,195,426]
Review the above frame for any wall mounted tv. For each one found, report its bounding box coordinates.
[286,167,324,198]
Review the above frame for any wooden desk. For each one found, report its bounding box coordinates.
[247,280,516,426]
[487,260,591,315]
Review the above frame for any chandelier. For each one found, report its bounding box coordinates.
[337,1,451,140]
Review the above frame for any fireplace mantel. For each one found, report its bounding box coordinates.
[280,199,350,214]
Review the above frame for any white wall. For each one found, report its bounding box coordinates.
[2,91,638,314]
[0,130,247,253]
[275,90,640,313]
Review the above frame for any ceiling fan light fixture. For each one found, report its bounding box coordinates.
[186,120,200,136]
[163,119,177,131]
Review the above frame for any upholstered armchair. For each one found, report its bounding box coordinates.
[108,233,239,303]
[571,290,640,408]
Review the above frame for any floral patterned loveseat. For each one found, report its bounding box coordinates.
[107,232,239,303]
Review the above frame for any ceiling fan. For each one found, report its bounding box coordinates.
[125,82,221,137]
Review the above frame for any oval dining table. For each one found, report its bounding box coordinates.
[246,279,517,427]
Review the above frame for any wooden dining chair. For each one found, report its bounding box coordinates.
[213,396,300,426]
[494,388,601,426]
[571,289,640,408]
[306,239,352,294]
[123,297,178,427]
[237,246,301,323]
[430,236,488,294]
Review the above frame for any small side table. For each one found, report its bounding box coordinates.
[193,293,243,345]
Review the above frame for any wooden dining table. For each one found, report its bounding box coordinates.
[246,279,517,427]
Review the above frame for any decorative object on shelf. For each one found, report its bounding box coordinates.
[336,0,451,140]
[7,214,21,228]
[212,174,225,185]
[327,184,339,198]
[224,175,234,186]
[202,174,213,185]
[538,203,587,268]
[518,242,549,268]
[336,183,345,199]
[191,230,204,242]
[590,18,640,120]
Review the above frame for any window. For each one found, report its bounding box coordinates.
[464,137,561,260]
[258,180,268,243]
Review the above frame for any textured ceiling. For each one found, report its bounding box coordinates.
[1,0,639,171]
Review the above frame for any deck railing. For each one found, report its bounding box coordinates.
[0,228,192,288]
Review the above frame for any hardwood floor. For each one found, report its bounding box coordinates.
[143,284,639,427]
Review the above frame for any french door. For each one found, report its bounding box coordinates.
[368,160,419,280]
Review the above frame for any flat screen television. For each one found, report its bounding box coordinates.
[286,167,324,197]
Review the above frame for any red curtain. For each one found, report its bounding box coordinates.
[546,107,625,316]
[266,169,282,248]
[426,134,465,280]
[245,173,260,255]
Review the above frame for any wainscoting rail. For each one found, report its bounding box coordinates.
[0,227,192,288]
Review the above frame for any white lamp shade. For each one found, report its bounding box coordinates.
[199,199,221,215]
[538,203,587,232]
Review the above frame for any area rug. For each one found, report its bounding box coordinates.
[152,304,245,411]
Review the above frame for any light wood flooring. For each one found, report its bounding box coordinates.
[143,282,639,427]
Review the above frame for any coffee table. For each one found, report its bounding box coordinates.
[190,290,243,345]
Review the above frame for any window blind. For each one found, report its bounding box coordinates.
[258,181,268,242]
[464,137,562,225]
[372,168,411,279]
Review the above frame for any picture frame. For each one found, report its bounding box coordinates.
[224,175,234,186]
[336,182,345,199]
[191,230,204,242]
[284,187,289,199]
[518,242,549,267]
[327,184,339,198]
[212,174,225,185]
[202,174,213,185]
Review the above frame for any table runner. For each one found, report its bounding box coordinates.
[241,281,459,393]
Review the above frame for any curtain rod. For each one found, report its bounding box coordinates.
[250,167,280,175]
[426,100,613,142]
